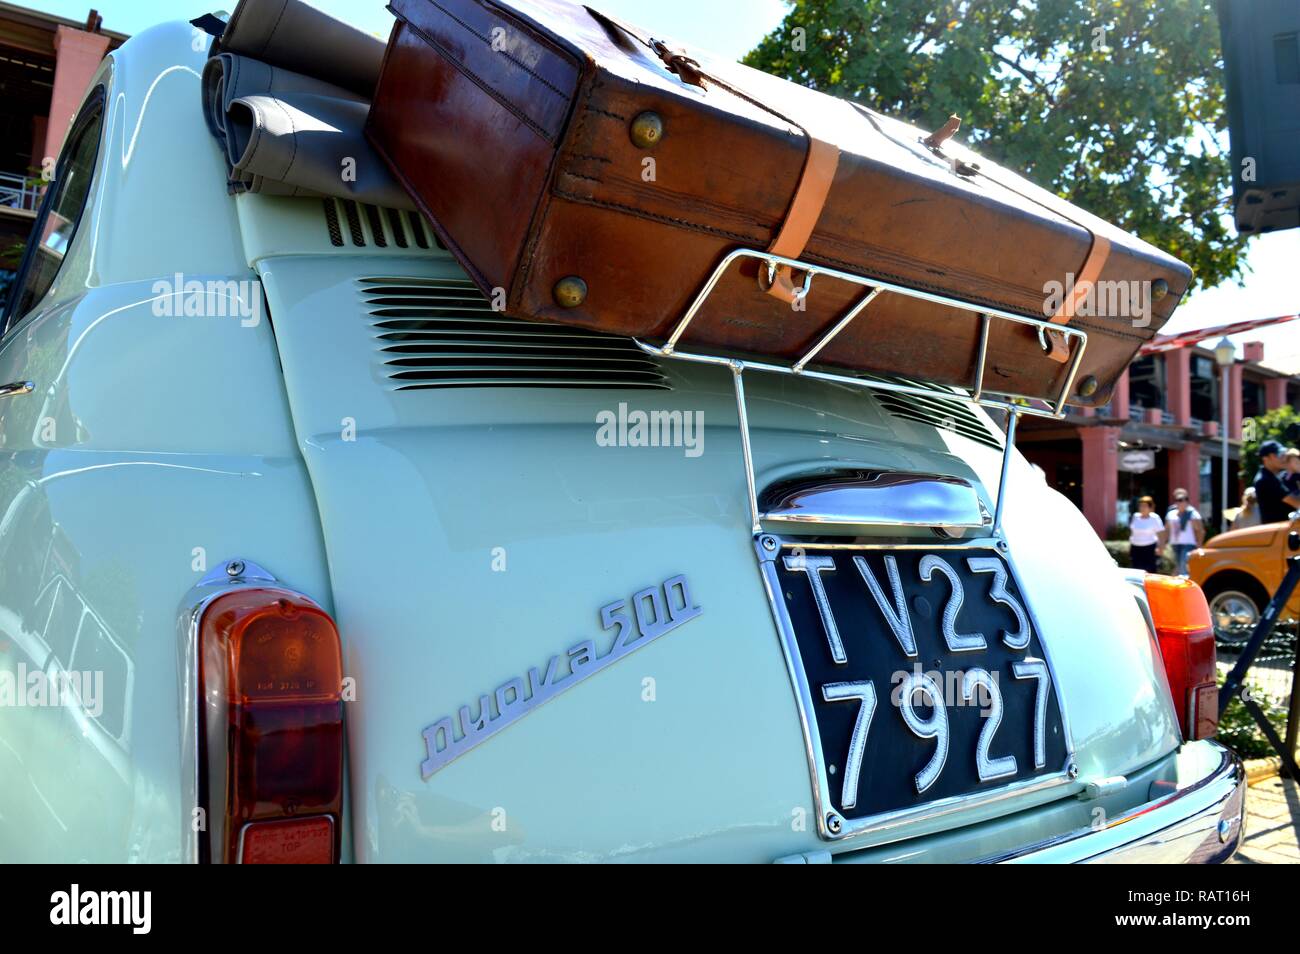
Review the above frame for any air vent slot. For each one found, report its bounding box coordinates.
[360,277,670,391]
[321,199,437,250]
[323,199,343,246]
[863,375,1002,450]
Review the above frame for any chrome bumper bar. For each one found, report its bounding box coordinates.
[998,744,1246,864]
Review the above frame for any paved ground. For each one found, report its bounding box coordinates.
[1232,775,1300,864]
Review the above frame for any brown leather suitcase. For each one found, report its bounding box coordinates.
[366,0,1192,406]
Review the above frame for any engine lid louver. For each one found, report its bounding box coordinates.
[863,375,1002,450]
[325,199,440,251]
[360,278,670,391]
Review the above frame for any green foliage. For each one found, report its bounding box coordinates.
[1217,673,1291,760]
[1102,538,1174,574]
[744,0,1246,290]
[1103,522,1129,542]
[1241,405,1300,483]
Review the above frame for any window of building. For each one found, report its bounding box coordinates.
[1190,355,1219,423]
[1242,377,1265,419]
[1129,355,1166,410]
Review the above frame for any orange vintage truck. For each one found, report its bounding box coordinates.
[1189,518,1300,643]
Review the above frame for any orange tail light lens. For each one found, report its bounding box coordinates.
[1143,575,1218,741]
[198,588,344,863]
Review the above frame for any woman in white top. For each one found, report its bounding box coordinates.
[1128,496,1165,573]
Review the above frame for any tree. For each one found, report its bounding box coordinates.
[1241,405,1300,483]
[744,0,1245,291]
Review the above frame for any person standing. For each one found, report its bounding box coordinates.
[1232,487,1261,529]
[1284,447,1300,496]
[1165,489,1204,576]
[1253,440,1300,524]
[1128,496,1165,573]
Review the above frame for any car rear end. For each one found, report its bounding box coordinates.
[74,17,1244,865]
[169,186,1241,863]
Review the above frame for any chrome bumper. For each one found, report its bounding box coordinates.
[1000,743,1246,864]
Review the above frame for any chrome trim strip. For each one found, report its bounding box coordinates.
[730,362,761,535]
[754,533,1077,843]
[760,471,992,533]
[971,314,990,402]
[792,286,883,373]
[992,410,1019,534]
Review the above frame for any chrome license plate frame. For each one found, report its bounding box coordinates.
[755,533,1078,843]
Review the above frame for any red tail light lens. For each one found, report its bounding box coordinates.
[1143,575,1218,740]
[198,588,344,863]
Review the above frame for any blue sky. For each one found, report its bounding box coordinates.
[30,0,1299,370]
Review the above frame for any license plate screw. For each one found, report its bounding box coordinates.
[825,812,843,835]
[996,539,1008,552]
[760,535,778,552]
[1066,762,1079,781]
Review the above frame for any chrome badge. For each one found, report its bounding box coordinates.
[420,575,701,778]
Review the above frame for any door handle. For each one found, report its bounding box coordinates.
[0,381,33,398]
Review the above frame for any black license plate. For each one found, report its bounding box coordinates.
[771,545,1069,826]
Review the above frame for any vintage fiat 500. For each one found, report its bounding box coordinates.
[0,14,1244,864]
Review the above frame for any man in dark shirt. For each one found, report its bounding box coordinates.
[1253,441,1300,524]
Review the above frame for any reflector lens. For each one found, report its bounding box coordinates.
[1143,575,1218,741]
[240,816,335,864]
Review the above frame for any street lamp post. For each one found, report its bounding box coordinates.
[1214,336,1236,532]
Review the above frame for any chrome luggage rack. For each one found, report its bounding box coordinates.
[633,248,1090,536]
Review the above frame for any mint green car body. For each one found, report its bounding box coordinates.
[0,21,1242,863]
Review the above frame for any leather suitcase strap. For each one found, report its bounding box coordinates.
[591,9,841,304]
[761,137,839,303]
[650,41,842,304]
[1044,234,1111,361]
[951,149,1112,363]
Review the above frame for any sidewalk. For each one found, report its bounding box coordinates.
[1231,776,1300,864]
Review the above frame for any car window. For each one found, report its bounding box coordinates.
[2,88,105,331]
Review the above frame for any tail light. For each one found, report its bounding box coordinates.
[1143,575,1218,740]
[198,587,344,863]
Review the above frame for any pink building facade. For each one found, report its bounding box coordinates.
[1020,339,1299,536]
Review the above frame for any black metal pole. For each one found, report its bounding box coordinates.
[1285,651,1300,778]
[1219,554,1300,712]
